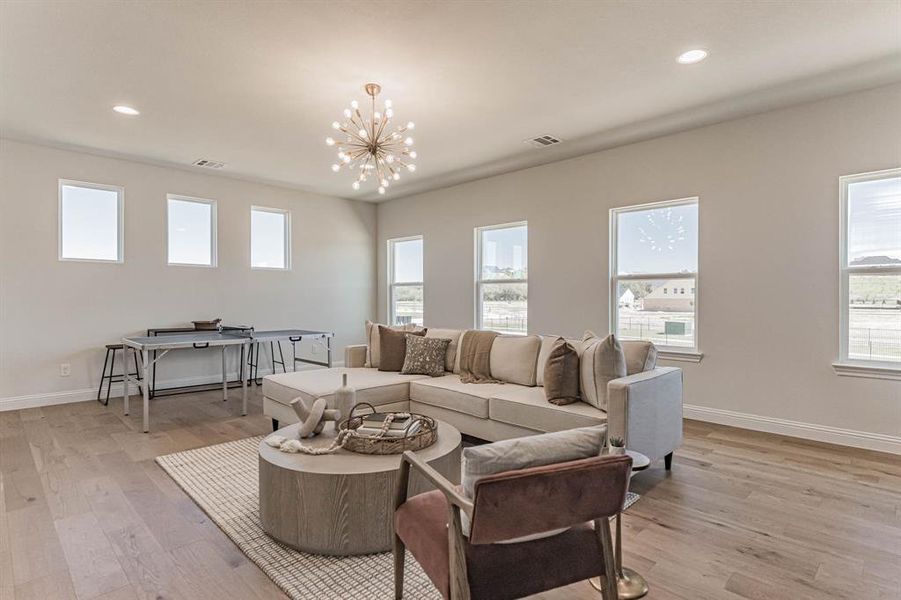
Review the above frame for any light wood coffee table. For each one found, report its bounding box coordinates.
[259,419,462,556]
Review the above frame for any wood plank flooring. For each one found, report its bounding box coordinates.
[1,387,899,599]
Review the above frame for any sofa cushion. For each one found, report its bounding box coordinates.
[489,334,541,386]
[379,326,425,372]
[621,340,658,375]
[425,328,463,372]
[410,374,499,419]
[402,335,450,377]
[579,332,626,411]
[262,367,427,408]
[543,338,581,405]
[489,385,606,432]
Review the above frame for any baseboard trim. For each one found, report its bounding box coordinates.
[684,403,901,455]
[0,362,344,412]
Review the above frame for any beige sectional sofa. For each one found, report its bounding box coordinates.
[262,328,683,466]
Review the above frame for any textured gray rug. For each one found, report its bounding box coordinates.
[156,435,639,600]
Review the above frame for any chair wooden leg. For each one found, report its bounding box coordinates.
[393,535,405,599]
[448,506,471,600]
[594,518,618,600]
[665,452,673,471]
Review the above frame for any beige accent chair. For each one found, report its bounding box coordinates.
[262,328,683,467]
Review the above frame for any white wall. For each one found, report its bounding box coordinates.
[0,139,376,407]
[377,84,901,451]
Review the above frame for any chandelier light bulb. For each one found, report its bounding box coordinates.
[384,99,392,108]
[380,178,389,186]
[393,172,400,181]
[343,108,352,118]
[386,154,395,164]
[374,111,381,120]
[378,186,386,195]
[352,181,360,190]
[358,128,367,138]
[343,155,351,163]
[350,100,359,109]
[331,164,340,172]
[331,121,341,130]
[406,121,415,130]
[407,164,416,172]
[326,137,335,146]
[385,108,394,118]
[404,137,414,146]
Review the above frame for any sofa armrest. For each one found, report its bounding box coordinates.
[344,344,368,368]
[606,367,683,462]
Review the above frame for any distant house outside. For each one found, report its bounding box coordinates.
[641,279,695,311]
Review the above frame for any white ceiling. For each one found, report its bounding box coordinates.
[2,1,900,202]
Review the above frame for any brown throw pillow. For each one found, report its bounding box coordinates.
[543,337,581,405]
[378,325,426,371]
[402,335,450,377]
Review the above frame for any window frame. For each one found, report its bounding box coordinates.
[388,235,424,326]
[250,205,292,271]
[166,194,218,268]
[609,197,701,360]
[58,179,125,264]
[475,220,528,333]
[835,167,901,379]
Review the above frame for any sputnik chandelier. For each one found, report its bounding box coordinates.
[326,83,416,195]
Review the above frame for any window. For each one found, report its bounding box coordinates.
[251,206,290,269]
[167,195,217,267]
[476,222,527,334]
[838,168,901,369]
[388,236,423,326]
[58,180,123,262]
[611,198,699,354]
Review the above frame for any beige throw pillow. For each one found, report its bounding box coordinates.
[489,334,541,386]
[621,340,658,375]
[579,331,626,410]
[543,337,581,405]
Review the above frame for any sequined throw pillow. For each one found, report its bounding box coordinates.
[402,334,451,377]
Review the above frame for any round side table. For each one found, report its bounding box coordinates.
[590,449,651,599]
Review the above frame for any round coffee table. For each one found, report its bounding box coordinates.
[258,419,462,556]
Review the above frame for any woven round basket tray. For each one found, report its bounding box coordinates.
[338,402,438,455]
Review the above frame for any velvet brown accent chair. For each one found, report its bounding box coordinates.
[393,450,633,600]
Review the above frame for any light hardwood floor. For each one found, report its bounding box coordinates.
[1,387,899,600]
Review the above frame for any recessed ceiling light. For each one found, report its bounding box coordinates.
[113,105,140,116]
[677,49,708,65]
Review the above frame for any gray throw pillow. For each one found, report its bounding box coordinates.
[543,337,580,405]
[401,335,450,377]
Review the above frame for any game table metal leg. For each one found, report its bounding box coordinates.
[221,346,228,400]
[123,345,130,416]
[241,341,249,416]
[141,348,151,433]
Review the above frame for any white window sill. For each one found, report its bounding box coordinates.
[657,350,704,363]
[832,361,901,381]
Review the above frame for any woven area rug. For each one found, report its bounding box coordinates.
[156,435,640,600]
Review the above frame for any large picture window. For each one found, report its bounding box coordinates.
[476,222,527,334]
[610,198,699,355]
[59,180,124,262]
[838,168,901,371]
[389,236,423,326]
[167,195,217,267]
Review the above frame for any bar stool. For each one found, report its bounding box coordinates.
[97,344,141,406]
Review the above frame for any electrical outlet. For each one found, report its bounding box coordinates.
[60,363,71,377]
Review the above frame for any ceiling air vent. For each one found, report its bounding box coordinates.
[524,135,562,148]
[192,159,226,169]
